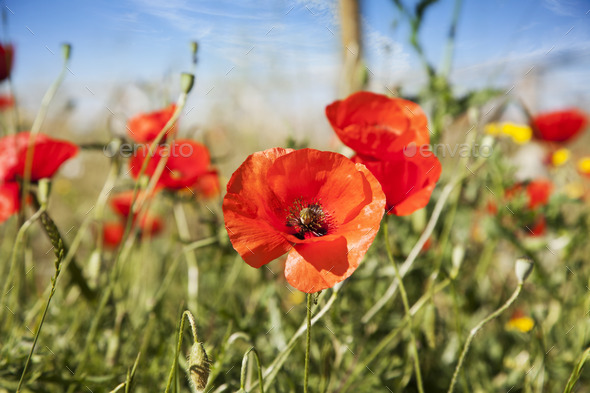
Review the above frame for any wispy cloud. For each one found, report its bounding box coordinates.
[542,0,586,17]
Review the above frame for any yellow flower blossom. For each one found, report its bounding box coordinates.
[484,123,501,136]
[506,316,535,333]
[484,122,532,144]
[578,157,590,176]
[551,148,570,167]
[502,122,532,144]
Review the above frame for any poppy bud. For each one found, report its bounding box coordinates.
[62,43,72,61]
[37,178,52,207]
[190,41,199,64]
[515,256,534,283]
[188,342,210,391]
[181,72,195,94]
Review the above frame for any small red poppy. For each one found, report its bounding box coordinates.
[0,182,20,223]
[0,132,78,182]
[223,148,385,293]
[531,109,587,142]
[0,94,14,110]
[103,222,125,248]
[191,170,220,199]
[0,43,14,82]
[352,151,441,216]
[505,179,552,210]
[109,190,157,217]
[527,216,546,237]
[129,139,211,190]
[326,91,430,159]
[127,104,176,143]
[525,179,552,210]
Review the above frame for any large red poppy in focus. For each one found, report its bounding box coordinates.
[223,148,385,293]
[325,91,430,158]
[127,104,176,143]
[129,139,211,190]
[326,92,441,216]
[531,109,587,142]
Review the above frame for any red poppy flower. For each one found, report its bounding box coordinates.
[505,179,552,210]
[127,104,176,143]
[531,109,587,142]
[352,151,442,216]
[191,170,220,199]
[527,216,546,237]
[0,43,14,82]
[326,91,430,159]
[526,179,552,210]
[103,211,163,248]
[223,148,385,293]
[0,94,14,110]
[103,221,125,248]
[129,139,211,190]
[109,190,157,217]
[0,132,78,182]
[0,182,20,223]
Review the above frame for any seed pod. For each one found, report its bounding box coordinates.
[188,342,210,392]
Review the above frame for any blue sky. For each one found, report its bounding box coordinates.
[3,0,590,137]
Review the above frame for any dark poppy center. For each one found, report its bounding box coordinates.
[286,198,329,239]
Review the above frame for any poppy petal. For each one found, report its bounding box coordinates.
[285,236,350,293]
[266,148,371,228]
[354,152,441,216]
[0,182,20,223]
[223,148,295,268]
[127,104,176,143]
[326,91,430,158]
[531,108,587,142]
[284,162,385,293]
[129,140,211,190]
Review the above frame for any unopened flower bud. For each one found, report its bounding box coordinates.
[188,342,210,391]
[181,72,195,94]
[515,256,534,283]
[62,43,72,61]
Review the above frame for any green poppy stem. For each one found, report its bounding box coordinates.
[383,218,425,393]
[447,283,523,393]
[304,293,312,393]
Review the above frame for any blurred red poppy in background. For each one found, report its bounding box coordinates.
[127,104,176,143]
[531,108,587,142]
[505,179,553,210]
[0,43,14,82]
[223,148,385,293]
[326,91,430,159]
[102,215,163,249]
[129,139,211,190]
[0,95,14,110]
[525,179,553,209]
[0,132,78,182]
[0,132,78,224]
[191,170,220,199]
[104,191,164,248]
[0,182,20,223]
